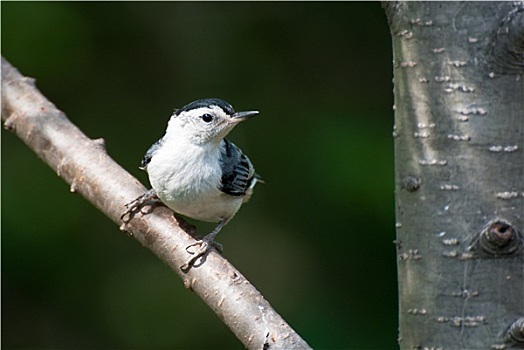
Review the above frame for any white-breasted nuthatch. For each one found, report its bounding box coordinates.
[123,98,261,269]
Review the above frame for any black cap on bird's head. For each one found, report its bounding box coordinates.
[175,98,235,117]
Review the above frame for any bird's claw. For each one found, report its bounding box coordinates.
[120,189,158,223]
[186,239,223,254]
[181,237,223,270]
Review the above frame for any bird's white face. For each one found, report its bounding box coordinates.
[166,105,236,145]
[165,105,257,145]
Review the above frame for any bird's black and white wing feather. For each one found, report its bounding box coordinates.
[219,139,257,198]
[140,138,164,170]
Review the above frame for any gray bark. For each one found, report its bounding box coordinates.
[385,2,524,349]
[1,56,311,350]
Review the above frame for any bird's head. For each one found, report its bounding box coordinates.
[165,98,258,145]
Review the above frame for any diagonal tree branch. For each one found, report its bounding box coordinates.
[1,56,311,350]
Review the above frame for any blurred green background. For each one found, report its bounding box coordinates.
[2,2,396,349]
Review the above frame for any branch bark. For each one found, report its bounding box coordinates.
[1,56,311,350]
[385,2,524,349]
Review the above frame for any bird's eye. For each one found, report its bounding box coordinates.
[201,114,213,123]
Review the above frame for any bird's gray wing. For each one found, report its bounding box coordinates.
[219,139,256,197]
[140,138,164,170]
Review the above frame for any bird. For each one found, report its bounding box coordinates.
[122,98,261,269]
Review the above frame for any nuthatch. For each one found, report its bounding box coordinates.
[123,98,261,269]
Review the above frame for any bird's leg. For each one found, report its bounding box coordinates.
[181,220,227,270]
[121,188,159,222]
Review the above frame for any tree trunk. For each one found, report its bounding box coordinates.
[385,2,524,349]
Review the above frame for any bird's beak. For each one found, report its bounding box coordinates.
[230,110,259,123]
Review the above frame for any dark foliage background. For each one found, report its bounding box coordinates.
[2,2,396,349]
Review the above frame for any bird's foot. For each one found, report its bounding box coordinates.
[181,235,223,270]
[121,189,158,223]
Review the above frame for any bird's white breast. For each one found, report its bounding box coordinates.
[146,139,242,223]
